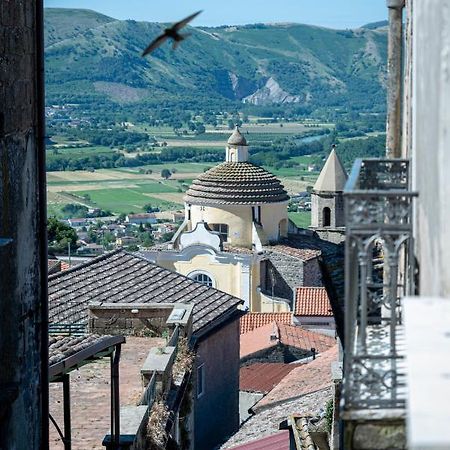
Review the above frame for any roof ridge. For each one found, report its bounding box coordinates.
[48,248,124,281]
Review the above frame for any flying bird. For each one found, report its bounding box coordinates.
[142,11,202,56]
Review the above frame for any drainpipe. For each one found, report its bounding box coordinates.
[386,0,405,158]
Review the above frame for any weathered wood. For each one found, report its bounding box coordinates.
[0,0,47,448]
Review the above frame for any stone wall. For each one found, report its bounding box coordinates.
[0,1,46,447]
[344,416,406,450]
[264,252,304,301]
[311,192,345,228]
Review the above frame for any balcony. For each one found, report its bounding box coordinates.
[342,159,417,449]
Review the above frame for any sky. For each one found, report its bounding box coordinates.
[44,0,387,29]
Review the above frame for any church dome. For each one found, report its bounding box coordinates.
[227,127,247,146]
[184,162,289,205]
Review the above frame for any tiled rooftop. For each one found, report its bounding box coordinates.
[240,312,293,334]
[48,249,242,336]
[263,244,321,262]
[254,345,338,412]
[48,334,114,366]
[240,322,335,359]
[220,388,332,449]
[295,287,333,317]
[240,363,297,394]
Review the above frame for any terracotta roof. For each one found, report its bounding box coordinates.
[228,430,289,450]
[254,345,338,411]
[313,148,347,192]
[278,324,335,353]
[240,363,297,393]
[295,287,333,317]
[48,259,62,275]
[228,127,248,146]
[240,322,335,359]
[48,249,243,336]
[241,322,279,358]
[184,162,289,205]
[240,312,293,334]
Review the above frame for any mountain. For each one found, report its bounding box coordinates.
[44,8,387,114]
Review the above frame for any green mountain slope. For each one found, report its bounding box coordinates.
[44,8,387,113]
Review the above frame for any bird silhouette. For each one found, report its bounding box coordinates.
[142,11,202,56]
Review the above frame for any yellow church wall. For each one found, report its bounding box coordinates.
[172,254,243,298]
[189,201,289,248]
[260,202,289,241]
[250,261,262,311]
[260,292,291,313]
[190,204,253,247]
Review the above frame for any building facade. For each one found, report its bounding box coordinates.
[142,129,340,314]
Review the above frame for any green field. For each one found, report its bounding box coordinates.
[69,187,181,214]
[288,211,312,228]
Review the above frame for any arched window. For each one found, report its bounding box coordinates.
[323,207,331,227]
[189,271,214,287]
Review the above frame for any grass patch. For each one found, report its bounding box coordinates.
[288,211,311,229]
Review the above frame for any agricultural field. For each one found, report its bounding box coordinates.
[46,123,322,218]
[47,163,319,217]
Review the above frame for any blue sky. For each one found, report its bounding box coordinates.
[44,0,387,29]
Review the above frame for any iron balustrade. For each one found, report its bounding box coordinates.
[343,159,417,410]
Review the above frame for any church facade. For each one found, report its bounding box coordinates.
[142,129,344,314]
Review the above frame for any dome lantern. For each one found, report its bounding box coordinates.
[226,127,249,162]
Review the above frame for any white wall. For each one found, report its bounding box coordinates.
[411,0,450,297]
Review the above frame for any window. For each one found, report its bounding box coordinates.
[323,207,331,227]
[209,223,229,242]
[191,272,214,287]
[197,364,205,398]
[252,206,262,224]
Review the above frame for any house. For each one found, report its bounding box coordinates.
[67,217,89,228]
[294,286,335,332]
[220,346,337,449]
[125,213,157,225]
[48,249,243,450]
[76,243,104,255]
[115,235,138,247]
[240,322,335,364]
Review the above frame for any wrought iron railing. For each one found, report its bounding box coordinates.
[48,322,87,336]
[343,159,417,410]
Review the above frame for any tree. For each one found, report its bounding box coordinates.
[161,169,172,179]
[47,217,78,254]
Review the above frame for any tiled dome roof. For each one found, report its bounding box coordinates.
[184,162,289,205]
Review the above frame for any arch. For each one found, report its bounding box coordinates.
[323,207,331,227]
[188,270,215,288]
[278,218,288,238]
